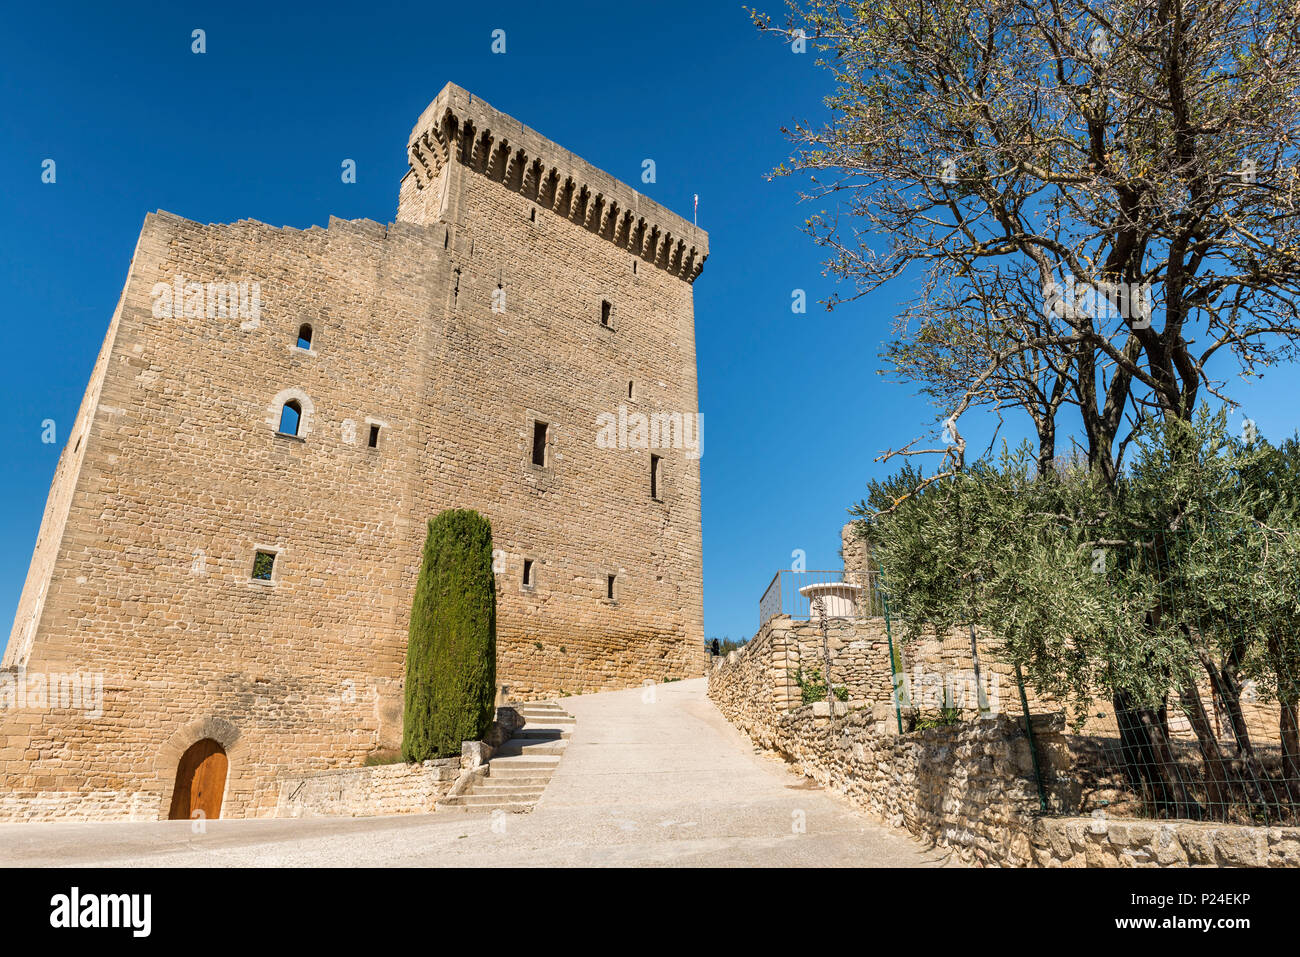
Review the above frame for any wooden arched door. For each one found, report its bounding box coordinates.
[168,738,228,821]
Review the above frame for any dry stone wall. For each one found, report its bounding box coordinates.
[1030,815,1300,867]
[724,612,1029,721]
[709,629,1300,867]
[714,615,896,721]
[275,758,460,818]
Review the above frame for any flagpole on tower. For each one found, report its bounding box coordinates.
[694,194,698,226]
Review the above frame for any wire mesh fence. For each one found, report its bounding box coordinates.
[878,527,1300,825]
[886,623,1034,727]
[758,569,885,628]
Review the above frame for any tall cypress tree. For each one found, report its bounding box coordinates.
[402,509,497,761]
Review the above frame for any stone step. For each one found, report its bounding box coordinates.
[438,800,536,813]
[477,773,551,786]
[483,764,553,780]
[465,792,545,804]
[480,779,551,791]
[493,739,566,758]
[440,704,573,817]
[465,784,546,797]
[514,728,571,739]
[508,733,569,748]
[488,753,562,767]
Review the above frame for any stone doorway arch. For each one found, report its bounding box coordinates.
[168,738,228,821]
[157,715,243,820]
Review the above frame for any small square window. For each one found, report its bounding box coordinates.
[252,551,276,581]
[368,424,380,448]
[523,559,535,588]
[531,420,548,467]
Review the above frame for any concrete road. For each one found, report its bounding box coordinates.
[0,679,955,867]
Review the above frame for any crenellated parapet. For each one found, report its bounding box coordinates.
[404,83,709,284]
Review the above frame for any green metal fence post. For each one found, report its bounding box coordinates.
[1016,662,1049,813]
[882,594,904,735]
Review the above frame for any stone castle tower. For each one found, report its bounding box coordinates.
[0,83,708,820]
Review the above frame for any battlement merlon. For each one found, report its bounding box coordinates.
[403,82,709,284]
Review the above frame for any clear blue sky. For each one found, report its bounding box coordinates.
[1,1,1296,654]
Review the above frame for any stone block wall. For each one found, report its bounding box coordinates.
[710,641,1072,865]
[709,632,1300,867]
[397,84,708,695]
[715,615,897,718]
[840,521,871,579]
[720,612,1027,724]
[1030,815,1300,867]
[0,787,153,823]
[275,758,460,818]
[1,81,707,821]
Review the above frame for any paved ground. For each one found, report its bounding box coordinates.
[0,678,955,867]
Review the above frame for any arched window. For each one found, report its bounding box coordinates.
[296,324,313,350]
[279,400,302,436]
[268,388,313,438]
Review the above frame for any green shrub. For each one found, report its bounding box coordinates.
[402,509,497,761]
[794,667,849,704]
[915,707,963,731]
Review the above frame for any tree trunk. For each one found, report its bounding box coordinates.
[1112,690,1203,820]
[1199,651,1277,812]
[1207,658,1255,758]
[1269,634,1300,810]
[1279,698,1300,807]
[1176,678,1232,819]
[1035,418,1055,478]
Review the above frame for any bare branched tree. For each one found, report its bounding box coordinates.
[755,0,1300,485]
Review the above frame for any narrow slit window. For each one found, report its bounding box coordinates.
[368,424,380,448]
[278,400,302,437]
[601,300,612,327]
[607,574,616,600]
[529,207,536,222]
[628,380,635,400]
[650,454,662,499]
[296,324,313,350]
[523,559,535,587]
[251,551,276,581]
[531,421,548,467]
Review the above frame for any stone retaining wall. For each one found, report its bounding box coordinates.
[0,789,151,823]
[709,637,1300,867]
[274,757,460,818]
[718,615,896,718]
[1031,815,1300,867]
[731,612,1059,723]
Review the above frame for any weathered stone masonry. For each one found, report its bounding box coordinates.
[710,618,1300,867]
[0,82,708,820]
